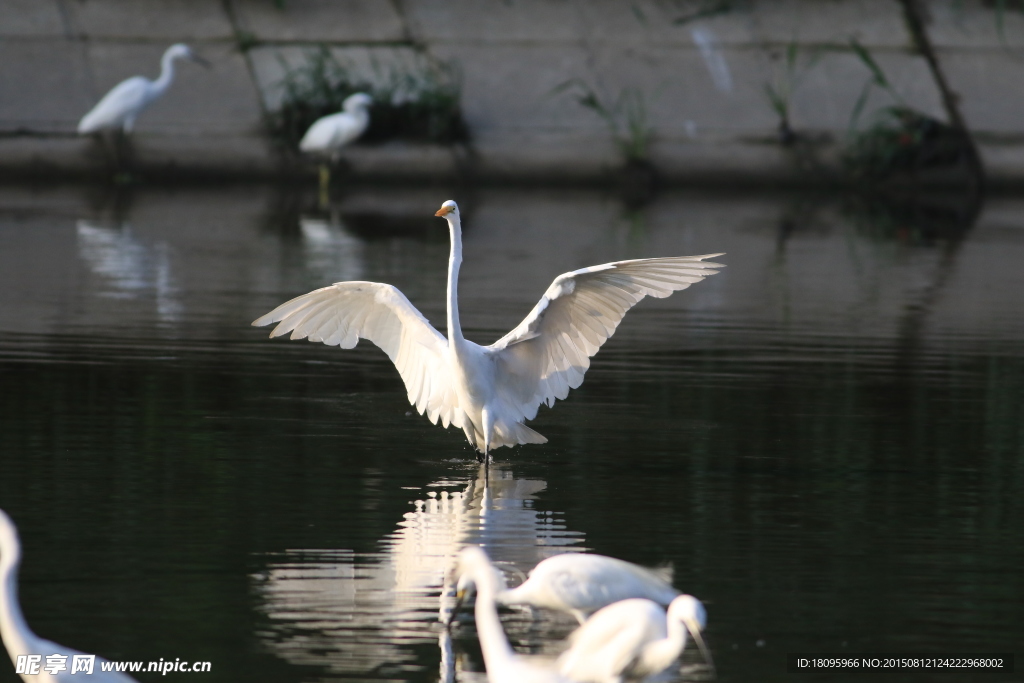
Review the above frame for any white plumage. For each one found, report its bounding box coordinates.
[299,92,373,158]
[556,595,711,683]
[453,547,573,683]
[0,510,138,682]
[496,553,680,624]
[253,199,723,457]
[78,44,207,134]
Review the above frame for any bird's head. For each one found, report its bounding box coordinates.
[668,594,715,673]
[434,200,460,219]
[343,92,374,112]
[167,43,211,68]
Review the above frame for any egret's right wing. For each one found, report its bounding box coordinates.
[252,282,462,429]
[78,77,149,133]
[487,255,724,422]
[558,599,666,679]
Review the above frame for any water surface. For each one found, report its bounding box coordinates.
[0,184,1021,682]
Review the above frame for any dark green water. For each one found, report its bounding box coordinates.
[0,185,1021,682]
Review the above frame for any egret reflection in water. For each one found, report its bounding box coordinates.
[299,216,365,284]
[251,465,585,679]
[76,219,182,323]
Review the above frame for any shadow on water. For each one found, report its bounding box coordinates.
[0,181,1022,682]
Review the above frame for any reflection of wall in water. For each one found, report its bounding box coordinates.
[252,466,585,677]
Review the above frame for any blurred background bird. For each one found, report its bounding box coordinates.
[299,92,373,206]
[78,43,209,172]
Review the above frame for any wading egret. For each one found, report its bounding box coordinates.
[557,595,712,683]
[299,92,373,203]
[452,547,572,683]
[78,44,209,134]
[0,509,138,682]
[496,553,680,624]
[253,200,723,460]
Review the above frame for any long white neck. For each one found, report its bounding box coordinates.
[470,562,516,670]
[445,215,465,347]
[641,614,687,672]
[151,48,179,96]
[0,518,39,666]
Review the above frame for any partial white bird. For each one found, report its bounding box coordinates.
[0,509,138,682]
[557,595,712,683]
[452,546,572,683]
[78,44,209,134]
[496,553,680,624]
[299,92,373,158]
[253,199,723,459]
[299,92,373,205]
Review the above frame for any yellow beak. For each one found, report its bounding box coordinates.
[435,205,454,217]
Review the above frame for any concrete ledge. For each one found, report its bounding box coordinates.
[229,0,407,43]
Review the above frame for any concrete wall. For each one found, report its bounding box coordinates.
[1,0,1023,182]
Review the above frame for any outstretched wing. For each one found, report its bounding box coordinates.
[252,282,462,429]
[487,254,724,422]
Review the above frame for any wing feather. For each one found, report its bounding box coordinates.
[488,255,723,423]
[253,282,460,428]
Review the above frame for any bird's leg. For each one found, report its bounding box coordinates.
[112,130,135,183]
[95,132,118,174]
[482,407,493,466]
[318,163,330,210]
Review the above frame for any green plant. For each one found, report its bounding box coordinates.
[981,0,1024,41]
[842,106,972,182]
[266,48,469,149]
[764,41,822,145]
[846,38,906,133]
[556,80,654,162]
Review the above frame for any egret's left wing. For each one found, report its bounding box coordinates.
[252,282,462,429]
[487,255,723,422]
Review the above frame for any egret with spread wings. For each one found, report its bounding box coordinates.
[252,200,723,459]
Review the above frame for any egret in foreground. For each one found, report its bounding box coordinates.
[78,43,209,135]
[496,553,680,624]
[452,547,572,683]
[0,509,138,682]
[299,92,373,204]
[557,595,713,683]
[253,200,723,460]
[445,551,680,626]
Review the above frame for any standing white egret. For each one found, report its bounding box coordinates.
[496,553,679,624]
[78,44,209,135]
[299,92,373,204]
[253,199,723,460]
[0,509,138,682]
[556,595,712,683]
[453,546,572,683]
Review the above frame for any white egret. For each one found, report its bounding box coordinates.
[299,92,373,203]
[556,595,712,683]
[253,200,723,460]
[78,44,209,135]
[0,509,138,682]
[453,546,572,683]
[496,553,679,624]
